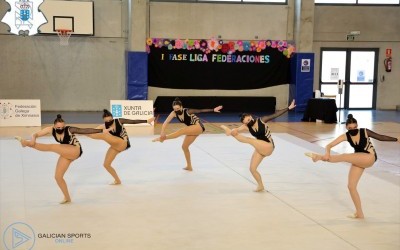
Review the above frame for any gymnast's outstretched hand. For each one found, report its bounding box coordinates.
[288,100,296,110]
[214,106,223,113]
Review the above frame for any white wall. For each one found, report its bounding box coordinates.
[149,2,289,40]
[148,2,292,109]
[0,36,126,111]
[1,1,399,110]
[313,6,400,110]
[0,0,126,111]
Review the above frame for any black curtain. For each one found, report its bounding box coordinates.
[148,46,290,90]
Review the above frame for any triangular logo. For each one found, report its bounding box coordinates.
[12,228,31,248]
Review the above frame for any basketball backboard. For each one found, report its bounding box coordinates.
[39,0,94,36]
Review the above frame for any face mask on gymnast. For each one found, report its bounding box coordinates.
[175,110,183,115]
[55,128,65,134]
[348,129,358,136]
[247,119,256,127]
[105,120,114,128]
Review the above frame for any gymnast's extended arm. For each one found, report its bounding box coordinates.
[69,127,104,134]
[119,118,148,125]
[366,129,398,142]
[187,105,223,114]
[261,100,295,123]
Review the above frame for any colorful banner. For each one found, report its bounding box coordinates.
[147,38,295,90]
[0,99,41,127]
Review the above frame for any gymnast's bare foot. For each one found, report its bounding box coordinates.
[152,135,166,143]
[347,214,364,219]
[347,212,364,219]
[15,136,28,147]
[254,185,265,192]
[110,180,121,185]
[147,117,155,124]
[220,125,231,136]
[183,166,193,171]
[152,137,161,142]
[304,152,322,162]
[59,199,71,204]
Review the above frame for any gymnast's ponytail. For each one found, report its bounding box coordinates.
[102,109,113,118]
[172,97,182,107]
[345,114,357,125]
[240,113,251,123]
[54,114,64,124]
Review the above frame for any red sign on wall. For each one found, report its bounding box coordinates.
[386,49,392,58]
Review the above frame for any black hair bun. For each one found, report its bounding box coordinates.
[174,97,180,101]
[103,109,108,113]
[347,114,353,119]
[57,114,62,119]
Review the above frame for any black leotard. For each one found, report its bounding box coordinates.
[345,128,398,161]
[245,107,290,147]
[346,128,376,161]
[106,119,131,149]
[247,118,274,148]
[52,126,82,156]
[175,108,205,132]
[52,126,103,157]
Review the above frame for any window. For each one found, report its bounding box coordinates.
[153,0,287,3]
[315,0,355,3]
[243,0,286,2]
[315,0,399,4]
[198,0,241,2]
[320,48,378,109]
[349,51,375,83]
[321,51,346,83]
[358,0,399,3]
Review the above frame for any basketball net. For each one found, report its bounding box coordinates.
[56,29,72,46]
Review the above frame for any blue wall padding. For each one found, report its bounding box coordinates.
[289,53,314,112]
[126,51,148,100]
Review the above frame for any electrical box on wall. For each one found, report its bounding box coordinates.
[346,35,355,41]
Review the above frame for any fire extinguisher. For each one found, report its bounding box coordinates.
[384,57,392,72]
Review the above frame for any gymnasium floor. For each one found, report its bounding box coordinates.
[0,110,399,250]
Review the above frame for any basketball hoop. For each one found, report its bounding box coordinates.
[56,29,72,46]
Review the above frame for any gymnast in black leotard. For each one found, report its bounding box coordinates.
[176,108,206,132]
[86,109,154,185]
[247,117,275,148]
[346,128,378,161]
[15,114,106,204]
[221,100,296,192]
[106,117,131,150]
[305,114,399,219]
[152,97,223,171]
[52,126,83,156]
